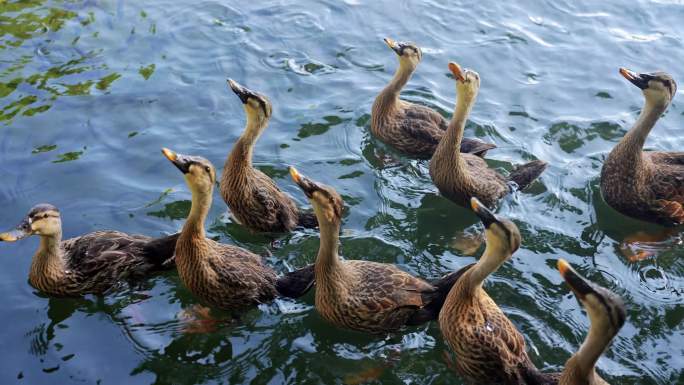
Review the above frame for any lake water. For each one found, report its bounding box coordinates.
[1,1,683,384]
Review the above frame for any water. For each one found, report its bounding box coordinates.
[1,0,683,384]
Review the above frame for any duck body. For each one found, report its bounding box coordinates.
[0,204,177,297]
[222,148,302,233]
[175,231,276,309]
[430,62,546,209]
[439,198,557,385]
[163,148,279,310]
[289,167,462,333]
[221,79,316,233]
[600,69,681,226]
[371,38,495,159]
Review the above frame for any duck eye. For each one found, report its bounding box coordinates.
[204,166,211,173]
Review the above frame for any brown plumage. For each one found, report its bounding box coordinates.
[439,198,557,384]
[0,203,177,297]
[557,260,626,385]
[220,79,317,233]
[430,61,547,209]
[288,166,464,333]
[601,68,683,226]
[371,38,496,158]
[163,148,278,309]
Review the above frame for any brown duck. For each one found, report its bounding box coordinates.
[600,68,682,226]
[439,198,558,384]
[221,79,317,232]
[371,38,496,158]
[557,259,626,385]
[287,166,465,333]
[430,61,547,209]
[0,204,177,296]
[163,148,311,309]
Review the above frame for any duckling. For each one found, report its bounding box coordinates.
[0,204,178,296]
[430,61,547,209]
[221,79,317,233]
[371,38,496,158]
[600,68,683,226]
[288,166,465,333]
[162,148,278,309]
[557,259,626,385]
[439,197,557,384]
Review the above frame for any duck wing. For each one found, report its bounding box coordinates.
[649,161,684,225]
[252,171,299,232]
[406,263,475,325]
[210,244,278,306]
[648,151,684,166]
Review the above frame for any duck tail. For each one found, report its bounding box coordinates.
[460,138,497,158]
[406,263,475,326]
[142,232,180,269]
[297,211,319,229]
[276,264,315,298]
[508,160,547,191]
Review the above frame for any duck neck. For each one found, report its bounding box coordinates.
[29,232,65,285]
[182,185,212,240]
[468,242,508,291]
[434,88,475,166]
[227,110,267,172]
[614,98,667,165]
[315,221,342,277]
[568,318,614,381]
[372,61,414,122]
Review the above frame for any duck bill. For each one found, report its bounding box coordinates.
[161,148,192,174]
[384,37,402,55]
[0,218,32,242]
[227,78,253,104]
[289,166,319,198]
[448,62,465,82]
[470,197,498,228]
[619,68,649,90]
[558,259,595,300]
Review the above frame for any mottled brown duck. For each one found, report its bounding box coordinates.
[557,259,626,385]
[600,68,682,226]
[163,148,311,309]
[439,198,558,384]
[288,166,465,333]
[221,79,317,233]
[430,61,547,209]
[371,38,496,158]
[0,204,178,296]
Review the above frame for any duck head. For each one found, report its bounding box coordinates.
[470,197,521,257]
[558,259,626,337]
[162,148,216,194]
[619,68,677,107]
[384,37,422,70]
[227,79,272,127]
[0,204,62,242]
[449,61,480,103]
[289,166,344,226]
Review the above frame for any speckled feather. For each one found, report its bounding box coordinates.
[371,101,496,158]
[315,259,439,333]
[602,149,684,227]
[29,231,178,296]
[175,233,277,309]
[221,142,316,232]
[439,266,557,384]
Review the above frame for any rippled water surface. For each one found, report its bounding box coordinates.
[1,0,683,384]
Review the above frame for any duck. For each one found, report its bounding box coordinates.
[0,204,178,296]
[439,197,558,384]
[163,148,313,309]
[430,61,547,209]
[556,259,626,385]
[287,166,466,333]
[371,38,496,158]
[600,68,682,226]
[220,79,317,233]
